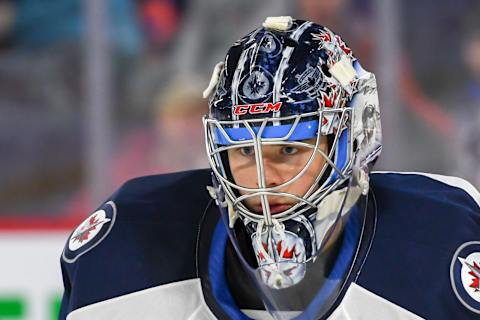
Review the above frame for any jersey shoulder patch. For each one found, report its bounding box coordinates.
[62,201,117,263]
[450,241,480,315]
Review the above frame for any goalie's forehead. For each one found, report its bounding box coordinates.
[206,17,356,122]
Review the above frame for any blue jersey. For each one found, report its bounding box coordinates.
[59,170,480,319]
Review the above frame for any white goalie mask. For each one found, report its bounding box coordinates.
[203,17,382,319]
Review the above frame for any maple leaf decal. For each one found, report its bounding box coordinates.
[72,214,99,244]
[311,31,332,43]
[469,261,480,292]
[276,241,295,259]
[335,35,352,56]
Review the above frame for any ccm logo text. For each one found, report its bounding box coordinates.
[233,102,282,115]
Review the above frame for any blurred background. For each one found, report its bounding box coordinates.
[0,0,479,319]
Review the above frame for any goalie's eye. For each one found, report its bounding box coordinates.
[282,146,299,155]
[239,146,255,156]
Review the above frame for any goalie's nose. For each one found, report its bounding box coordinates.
[261,159,283,188]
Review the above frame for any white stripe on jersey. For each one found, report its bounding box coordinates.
[66,279,423,319]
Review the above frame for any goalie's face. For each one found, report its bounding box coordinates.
[227,137,329,214]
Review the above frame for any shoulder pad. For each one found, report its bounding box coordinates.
[371,171,480,209]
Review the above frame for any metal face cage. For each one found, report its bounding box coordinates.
[204,107,354,227]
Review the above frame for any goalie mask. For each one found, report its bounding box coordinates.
[203,17,381,319]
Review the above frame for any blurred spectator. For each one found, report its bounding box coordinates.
[113,76,208,183]
[65,77,208,215]
[454,27,480,187]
